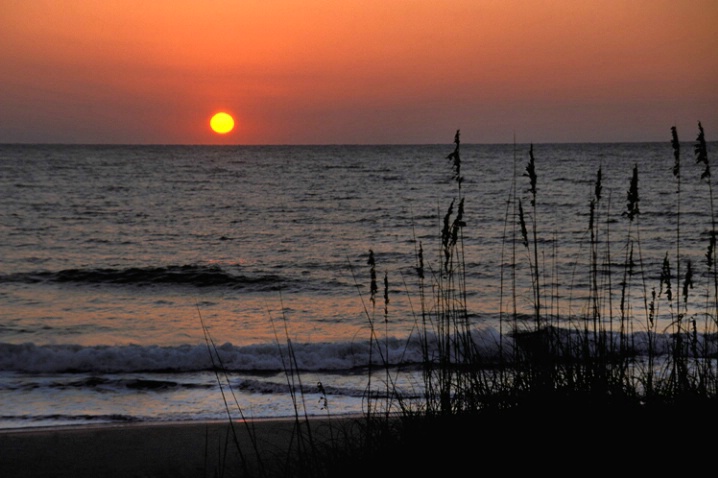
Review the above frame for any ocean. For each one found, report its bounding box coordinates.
[1,140,716,429]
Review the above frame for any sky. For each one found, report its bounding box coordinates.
[1,0,716,145]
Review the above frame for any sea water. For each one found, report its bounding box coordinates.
[1,140,715,429]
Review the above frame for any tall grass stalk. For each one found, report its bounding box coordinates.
[524,145,541,328]
[198,303,265,477]
[695,122,718,393]
[698,124,715,393]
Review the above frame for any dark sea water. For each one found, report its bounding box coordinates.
[1,141,716,429]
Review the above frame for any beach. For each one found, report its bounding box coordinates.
[2,402,716,477]
[0,417,362,478]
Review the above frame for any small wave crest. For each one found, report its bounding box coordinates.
[236,377,366,398]
[0,328,704,375]
[0,264,291,291]
[0,413,141,426]
[0,340,404,374]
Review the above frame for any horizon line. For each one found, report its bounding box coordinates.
[1,139,704,147]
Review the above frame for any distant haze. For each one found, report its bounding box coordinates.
[1,0,716,145]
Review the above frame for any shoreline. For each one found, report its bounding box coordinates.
[2,404,716,476]
[0,416,363,478]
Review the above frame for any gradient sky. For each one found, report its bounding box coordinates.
[2,0,716,145]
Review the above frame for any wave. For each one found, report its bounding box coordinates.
[0,264,293,291]
[1,328,714,374]
[234,377,395,398]
[0,413,142,425]
[0,340,384,374]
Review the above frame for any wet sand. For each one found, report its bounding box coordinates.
[0,417,361,478]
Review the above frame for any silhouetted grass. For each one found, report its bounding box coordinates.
[208,124,717,477]
[331,123,717,476]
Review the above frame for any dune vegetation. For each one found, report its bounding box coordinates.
[203,124,717,477]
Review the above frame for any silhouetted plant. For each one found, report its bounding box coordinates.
[204,125,718,478]
[524,146,541,328]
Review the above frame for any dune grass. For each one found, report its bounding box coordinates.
[204,124,717,477]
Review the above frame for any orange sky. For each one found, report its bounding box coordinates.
[1,0,716,144]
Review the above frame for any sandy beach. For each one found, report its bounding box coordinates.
[0,417,361,478]
[2,403,717,477]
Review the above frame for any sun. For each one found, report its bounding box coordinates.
[210,112,235,134]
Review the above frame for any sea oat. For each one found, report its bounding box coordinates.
[661,253,673,302]
[623,165,640,221]
[695,121,710,180]
[368,249,377,306]
[671,126,680,179]
[446,129,462,186]
[524,145,537,207]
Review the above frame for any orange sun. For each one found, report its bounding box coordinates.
[210,112,235,134]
